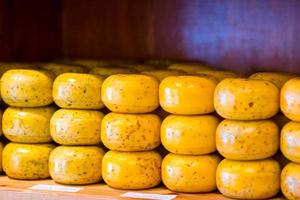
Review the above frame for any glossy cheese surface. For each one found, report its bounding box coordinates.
[195,70,241,81]
[281,162,300,200]
[101,113,161,151]
[162,153,221,193]
[161,115,219,155]
[281,121,300,163]
[49,146,105,185]
[159,75,217,115]
[53,73,104,109]
[2,143,55,180]
[102,74,159,113]
[3,107,56,143]
[1,69,53,107]
[102,150,161,189]
[89,66,137,77]
[141,69,185,81]
[249,72,295,88]
[216,119,279,160]
[214,78,279,120]
[281,78,300,121]
[168,63,212,72]
[50,109,103,145]
[216,159,280,199]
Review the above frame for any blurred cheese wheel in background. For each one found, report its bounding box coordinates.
[89,66,137,78]
[40,63,88,77]
[121,64,156,72]
[102,74,159,113]
[281,162,300,200]
[3,107,55,143]
[1,69,53,107]
[168,62,212,72]
[216,159,280,199]
[214,78,279,120]
[249,72,296,88]
[195,70,241,82]
[102,150,161,189]
[162,153,220,193]
[159,75,217,115]
[70,59,108,69]
[281,78,300,121]
[50,109,103,145]
[145,59,176,68]
[141,69,185,81]
[49,146,105,185]
[161,115,219,155]
[0,62,38,77]
[101,113,161,151]
[281,121,300,163]
[53,73,104,109]
[216,119,279,160]
[2,143,55,180]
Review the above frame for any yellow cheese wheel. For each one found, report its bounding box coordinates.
[281,121,300,163]
[281,162,300,200]
[249,72,295,88]
[216,159,280,199]
[50,109,103,145]
[0,142,3,173]
[281,78,300,121]
[3,107,56,143]
[272,113,290,129]
[195,70,241,81]
[49,146,105,185]
[162,153,221,193]
[102,150,161,189]
[90,66,137,77]
[2,143,55,180]
[53,73,104,109]
[41,63,88,77]
[216,119,279,160]
[161,115,219,155]
[0,109,3,137]
[101,112,161,151]
[102,74,159,113]
[168,63,212,72]
[159,75,217,115]
[1,69,53,107]
[141,69,185,81]
[214,78,279,120]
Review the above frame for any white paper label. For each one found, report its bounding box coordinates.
[29,184,83,193]
[121,192,177,200]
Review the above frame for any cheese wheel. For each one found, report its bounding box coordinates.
[102,74,159,113]
[50,109,103,145]
[0,62,38,76]
[249,72,295,88]
[3,107,56,143]
[159,75,217,115]
[281,162,300,200]
[101,113,161,151]
[102,150,161,189]
[2,143,55,180]
[281,78,300,121]
[141,69,185,81]
[162,153,221,193]
[214,78,279,120]
[281,121,300,163]
[53,73,104,109]
[0,109,3,137]
[168,63,212,72]
[195,70,241,81]
[1,69,53,107]
[90,66,137,77]
[216,119,279,160]
[216,159,280,199]
[49,146,105,185]
[0,142,3,173]
[41,63,88,77]
[161,115,219,155]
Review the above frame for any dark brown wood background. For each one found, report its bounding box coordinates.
[0,0,300,73]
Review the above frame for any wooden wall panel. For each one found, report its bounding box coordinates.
[62,0,300,73]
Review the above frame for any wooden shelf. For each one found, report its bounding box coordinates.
[0,176,285,200]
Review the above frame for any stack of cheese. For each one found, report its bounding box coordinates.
[214,77,282,199]
[1,69,55,180]
[159,74,221,193]
[101,74,162,189]
[50,73,105,185]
